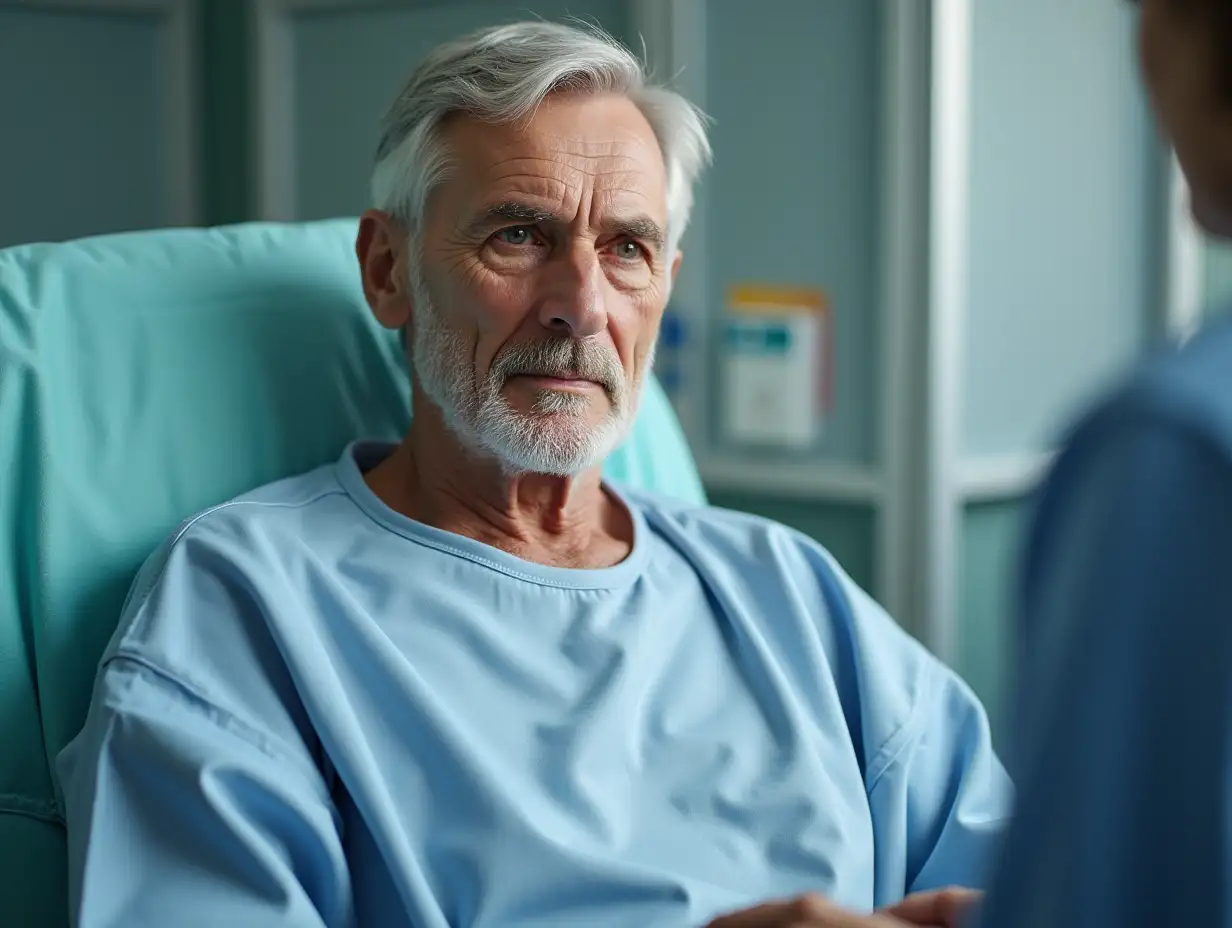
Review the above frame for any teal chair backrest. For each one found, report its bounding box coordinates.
[0,218,705,926]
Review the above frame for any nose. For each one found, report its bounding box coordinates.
[537,244,606,339]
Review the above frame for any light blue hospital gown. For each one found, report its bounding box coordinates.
[59,441,1010,928]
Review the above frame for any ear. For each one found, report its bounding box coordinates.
[670,249,683,286]
[356,209,413,331]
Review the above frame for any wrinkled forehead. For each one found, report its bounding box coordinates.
[433,94,670,225]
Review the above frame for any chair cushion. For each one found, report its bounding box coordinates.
[0,218,704,924]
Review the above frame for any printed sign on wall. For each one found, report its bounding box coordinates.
[721,285,831,450]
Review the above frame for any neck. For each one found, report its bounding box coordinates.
[364,399,633,569]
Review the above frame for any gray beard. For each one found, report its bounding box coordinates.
[408,276,652,476]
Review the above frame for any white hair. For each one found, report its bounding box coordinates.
[370,19,711,258]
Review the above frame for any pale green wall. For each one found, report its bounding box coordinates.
[957,500,1028,736]
[1206,243,1232,312]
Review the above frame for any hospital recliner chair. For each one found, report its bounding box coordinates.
[0,219,707,926]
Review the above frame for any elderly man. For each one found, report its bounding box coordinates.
[58,21,1009,928]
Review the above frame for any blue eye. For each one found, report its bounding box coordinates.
[496,226,533,246]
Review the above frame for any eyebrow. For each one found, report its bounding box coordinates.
[474,201,559,230]
[469,200,666,253]
[610,215,666,253]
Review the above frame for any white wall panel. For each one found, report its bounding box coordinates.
[962,0,1158,457]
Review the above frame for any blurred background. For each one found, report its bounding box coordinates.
[5,0,1232,738]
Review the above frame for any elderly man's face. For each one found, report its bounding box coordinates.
[408,92,675,475]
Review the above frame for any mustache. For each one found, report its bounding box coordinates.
[490,338,624,395]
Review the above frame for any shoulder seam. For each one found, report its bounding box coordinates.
[168,485,349,548]
[102,652,330,797]
[122,485,348,620]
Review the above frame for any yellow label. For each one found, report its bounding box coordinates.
[727,284,829,316]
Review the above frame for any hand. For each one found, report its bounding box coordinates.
[705,893,912,927]
[877,887,982,928]
[704,888,983,928]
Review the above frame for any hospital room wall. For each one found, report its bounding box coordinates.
[693,0,883,602]
[699,0,1163,733]
[0,5,183,247]
[957,501,1023,734]
[199,0,252,227]
[1208,245,1232,311]
[952,0,1162,729]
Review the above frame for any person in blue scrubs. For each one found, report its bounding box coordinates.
[56,20,1009,928]
[977,0,1232,925]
